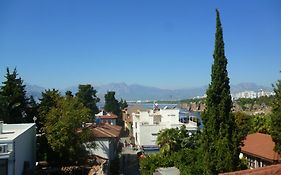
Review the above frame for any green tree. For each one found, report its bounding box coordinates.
[141,127,203,175]
[37,89,61,162]
[76,84,100,118]
[44,96,94,164]
[271,78,281,155]
[233,112,251,140]
[157,128,179,154]
[104,91,123,126]
[251,114,271,134]
[24,95,38,123]
[119,98,128,110]
[38,89,61,132]
[201,10,240,174]
[65,90,73,97]
[0,68,29,123]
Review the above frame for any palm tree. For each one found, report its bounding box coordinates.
[156,128,179,154]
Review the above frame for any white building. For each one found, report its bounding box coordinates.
[234,91,257,99]
[0,122,36,175]
[232,90,275,100]
[132,108,198,147]
[257,89,276,98]
[87,123,121,160]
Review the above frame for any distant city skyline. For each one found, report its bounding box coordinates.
[0,1,280,89]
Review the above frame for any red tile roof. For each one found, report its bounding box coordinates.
[91,123,121,138]
[219,163,281,175]
[241,133,280,162]
[99,113,118,119]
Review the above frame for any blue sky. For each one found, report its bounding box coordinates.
[0,0,280,89]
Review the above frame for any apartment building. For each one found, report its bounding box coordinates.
[132,108,197,147]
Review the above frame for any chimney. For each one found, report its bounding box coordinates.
[0,121,3,134]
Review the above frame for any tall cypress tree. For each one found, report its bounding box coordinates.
[201,9,240,174]
[104,91,123,126]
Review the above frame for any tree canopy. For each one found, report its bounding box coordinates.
[76,84,100,118]
[44,96,94,164]
[38,89,61,132]
[271,77,281,155]
[0,68,29,123]
[119,98,128,110]
[104,91,123,126]
[140,127,203,175]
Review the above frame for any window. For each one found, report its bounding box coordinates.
[248,157,255,169]
[0,159,8,175]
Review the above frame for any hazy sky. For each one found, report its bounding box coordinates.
[0,0,280,89]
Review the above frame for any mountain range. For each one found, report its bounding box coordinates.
[25,82,273,101]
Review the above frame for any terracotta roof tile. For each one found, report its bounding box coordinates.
[241,133,280,162]
[91,123,121,138]
[99,113,118,119]
[219,163,281,175]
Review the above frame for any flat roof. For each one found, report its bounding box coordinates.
[0,123,35,142]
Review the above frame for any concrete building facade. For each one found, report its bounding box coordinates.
[0,122,36,175]
[132,108,198,147]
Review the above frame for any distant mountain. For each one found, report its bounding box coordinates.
[25,84,45,101]
[25,82,273,102]
[230,83,272,94]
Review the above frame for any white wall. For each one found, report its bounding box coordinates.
[139,125,166,146]
[14,124,36,175]
[132,109,198,147]
[88,139,110,159]
[160,109,180,125]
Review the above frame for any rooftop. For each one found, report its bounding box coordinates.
[219,163,281,175]
[0,123,35,143]
[91,123,121,138]
[99,113,118,119]
[241,133,280,162]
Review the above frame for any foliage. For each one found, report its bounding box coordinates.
[119,98,128,110]
[140,128,203,175]
[76,84,100,117]
[156,125,199,154]
[65,90,74,97]
[250,114,271,134]
[25,95,39,123]
[201,10,241,174]
[44,96,94,164]
[104,91,123,126]
[141,127,202,174]
[180,98,206,104]
[139,153,163,175]
[236,96,274,109]
[157,128,179,154]
[271,78,281,155]
[38,89,61,132]
[234,112,271,139]
[0,68,30,123]
[233,112,251,140]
